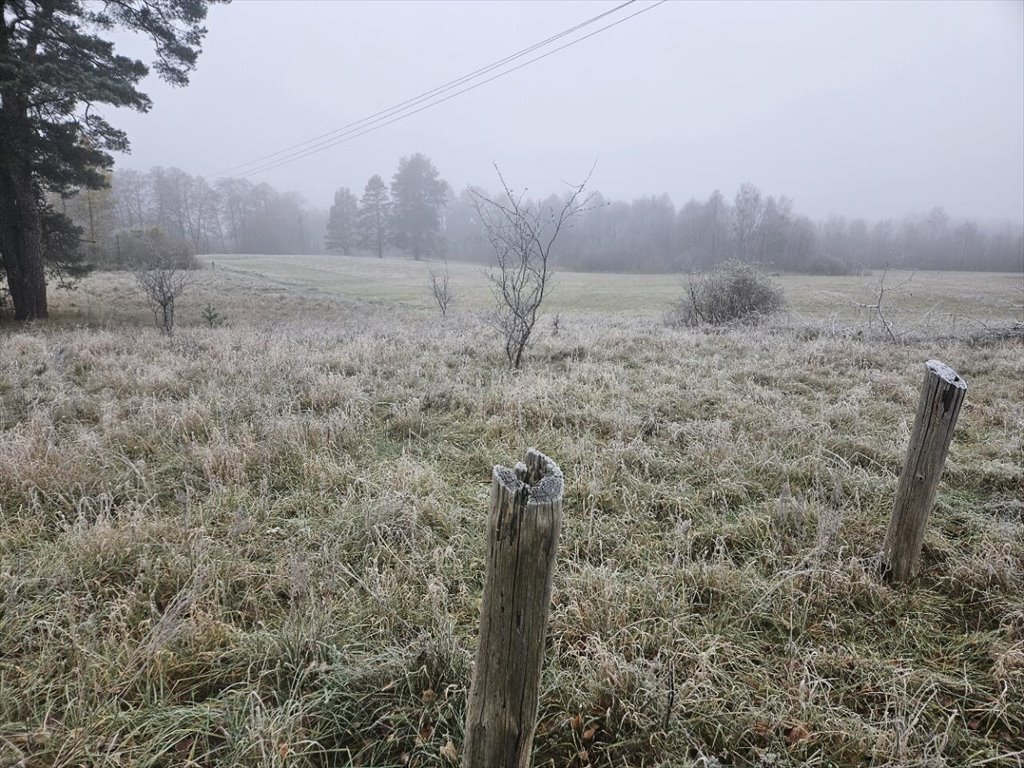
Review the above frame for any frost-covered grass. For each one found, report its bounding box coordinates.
[0,265,1021,767]
[66,253,1024,326]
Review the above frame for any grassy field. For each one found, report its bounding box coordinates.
[195,253,1024,326]
[1,258,1022,767]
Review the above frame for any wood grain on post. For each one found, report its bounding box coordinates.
[463,448,563,768]
[883,360,967,582]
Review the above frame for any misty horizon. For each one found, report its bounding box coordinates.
[105,0,1024,227]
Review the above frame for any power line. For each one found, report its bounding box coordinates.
[228,0,667,178]
[237,0,666,177]
[215,0,638,176]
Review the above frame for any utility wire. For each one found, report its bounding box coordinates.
[237,0,666,177]
[216,0,637,176]
[229,0,667,178]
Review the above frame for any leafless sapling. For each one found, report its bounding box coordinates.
[131,230,193,335]
[472,164,593,369]
[428,260,455,317]
[857,266,914,342]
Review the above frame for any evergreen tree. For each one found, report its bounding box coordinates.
[325,187,358,255]
[357,175,389,259]
[0,0,219,320]
[389,153,447,260]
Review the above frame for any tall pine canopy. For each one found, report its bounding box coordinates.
[356,174,389,259]
[0,0,220,321]
[389,153,447,261]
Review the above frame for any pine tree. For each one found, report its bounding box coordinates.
[356,175,389,259]
[0,0,219,321]
[389,153,447,261]
[325,187,358,255]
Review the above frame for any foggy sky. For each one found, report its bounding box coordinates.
[110,0,1024,224]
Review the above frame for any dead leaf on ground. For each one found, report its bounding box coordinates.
[439,739,458,762]
[786,722,812,747]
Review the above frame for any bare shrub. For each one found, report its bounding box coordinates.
[675,261,785,326]
[855,266,913,342]
[427,261,455,318]
[129,229,195,335]
[472,164,593,369]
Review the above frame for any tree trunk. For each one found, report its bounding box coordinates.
[0,160,47,321]
[0,87,48,321]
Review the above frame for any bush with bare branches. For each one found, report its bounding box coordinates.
[675,261,785,326]
[427,261,455,318]
[855,266,914,342]
[130,229,195,335]
[472,165,593,369]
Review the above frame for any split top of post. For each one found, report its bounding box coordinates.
[926,360,967,390]
[493,448,563,505]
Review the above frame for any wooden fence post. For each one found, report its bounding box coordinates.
[463,448,564,768]
[883,360,967,581]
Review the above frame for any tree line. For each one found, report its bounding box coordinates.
[59,152,450,268]
[57,167,325,265]
[329,167,1021,274]
[445,183,1023,274]
[48,160,1024,276]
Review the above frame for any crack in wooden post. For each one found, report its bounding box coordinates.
[883,360,967,582]
[463,448,563,768]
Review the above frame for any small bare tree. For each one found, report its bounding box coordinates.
[131,230,193,335]
[472,164,593,369]
[856,266,914,342]
[428,261,455,318]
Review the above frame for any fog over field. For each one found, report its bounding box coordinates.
[107,1,1024,225]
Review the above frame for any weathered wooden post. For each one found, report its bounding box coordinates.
[883,360,967,582]
[463,448,564,768]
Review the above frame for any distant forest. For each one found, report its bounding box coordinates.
[57,168,326,265]
[65,162,1024,274]
[447,186,1024,274]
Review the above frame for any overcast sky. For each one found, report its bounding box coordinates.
[110,0,1024,223]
